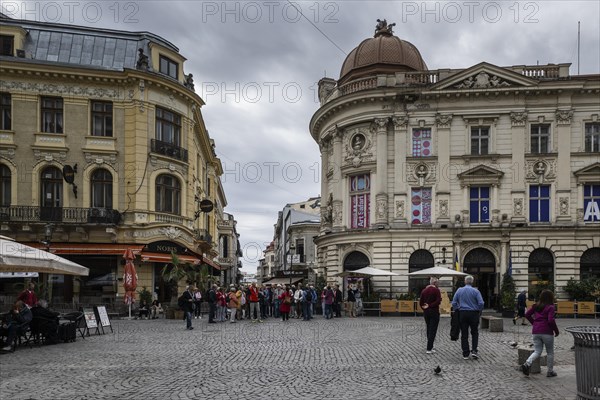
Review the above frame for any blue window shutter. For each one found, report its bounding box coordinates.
[470,187,478,198]
[470,200,479,223]
[593,184,600,196]
[481,187,490,198]
[530,186,538,197]
[584,185,590,197]
[541,185,550,197]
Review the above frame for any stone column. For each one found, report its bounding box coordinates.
[510,111,527,224]
[332,127,344,230]
[374,117,389,225]
[392,114,408,225]
[555,109,573,224]
[319,136,333,232]
[435,114,453,225]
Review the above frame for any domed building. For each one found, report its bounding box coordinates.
[310,20,600,303]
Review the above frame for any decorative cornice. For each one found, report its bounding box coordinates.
[0,79,121,99]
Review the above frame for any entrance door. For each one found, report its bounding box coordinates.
[463,248,497,308]
[40,167,63,221]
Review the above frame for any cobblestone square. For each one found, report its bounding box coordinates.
[0,316,586,400]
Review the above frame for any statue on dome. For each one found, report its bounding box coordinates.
[375,19,396,36]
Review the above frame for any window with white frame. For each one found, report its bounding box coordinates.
[469,186,490,223]
[530,124,550,154]
[585,122,600,152]
[529,185,550,223]
[470,126,489,155]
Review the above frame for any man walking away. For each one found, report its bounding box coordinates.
[207,284,217,324]
[180,286,195,330]
[419,277,442,354]
[334,285,343,317]
[451,275,484,359]
[514,290,528,326]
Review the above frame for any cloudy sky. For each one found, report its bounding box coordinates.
[5,1,599,272]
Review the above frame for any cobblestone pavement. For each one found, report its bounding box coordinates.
[0,315,593,400]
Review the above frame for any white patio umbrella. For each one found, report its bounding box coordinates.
[0,237,89,276]
[333,266,399,277]
[407,265,468,278]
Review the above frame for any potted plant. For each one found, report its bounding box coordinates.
[499,272,516,317]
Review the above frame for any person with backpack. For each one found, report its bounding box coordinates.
[207,284,217,324]
[520,289,560,377]
[179,285,195,330]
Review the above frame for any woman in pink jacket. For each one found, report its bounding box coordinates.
[279,287,292,321]
[520,289,560,377]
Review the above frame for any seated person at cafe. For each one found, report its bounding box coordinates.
[31,300,60,345]
[138,301,150,319]
[1,300,33,351]
[150,300,163,319]
[17,282,38,308]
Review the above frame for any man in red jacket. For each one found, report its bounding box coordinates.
[17,282,38,308]
[248,283,261,322]
[419,277,442,354]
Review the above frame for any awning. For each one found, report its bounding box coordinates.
[25,243,145,256]
[0,239,89,276]
[140,252,201,265]
[263,277,303,286]
[201,256,221,270]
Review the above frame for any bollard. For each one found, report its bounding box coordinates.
[517,347,541,374]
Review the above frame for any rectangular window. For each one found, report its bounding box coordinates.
[583,184,600,222]
[469,186,490,223]
[155,107,181,145]
[159,55,178,79]
[470,126,489,155]
[530,124,550,154]
[41,97,63,133]
[411,187,432,225]
[0,35,13,56]
[350,174,370,229]
[412,128,432,157]
[91,101,113,137]
[0,93,10,130]
[585,122,600,152]
[529,185,550,222]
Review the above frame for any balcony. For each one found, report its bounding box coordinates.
[0,206,122,224]
[151,139,188,162]
[194,228,212,244]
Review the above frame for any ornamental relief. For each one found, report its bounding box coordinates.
[344,129,374,168]
[0,149,15,160]
[0,79,121,99]
[438,200,449,218]
[555,109,574,125]
[559,197,570,216]
[454,72,511,89]
[513,198,524,216]
[395,199,405,219]
[83,152,117,166]
[332,200,343,226]
[149,156,186,176]
[126,228,193,243]
[33,150,67,162]
[510,111,528,127]
[376,196,388,221]
[406,162,437,185]
[525,159,557,182]
[435,114,453,129]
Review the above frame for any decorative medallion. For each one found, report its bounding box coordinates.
[344,129,373,168]
[395,200,405,219]
[392,114,409,129]
[510,111,528,127]
[435,114,453,129]
[555,109,573,125]
[525,159,557,182]
[513,198,524,216]
[559,197,570,216]
[438,200,449,218]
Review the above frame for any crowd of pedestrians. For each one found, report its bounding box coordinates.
[180,282,363,328]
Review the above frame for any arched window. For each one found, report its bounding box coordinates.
[580,248,600,280]
[409,250,434,297]
[155,174,181,214]
[90,169,113,209]
[0,164,10,207]
[343,251,369,271]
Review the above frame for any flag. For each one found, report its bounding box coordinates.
[455,253,460,271]
[507,248,513,277]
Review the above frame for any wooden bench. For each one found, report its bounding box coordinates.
[481,315,503,332]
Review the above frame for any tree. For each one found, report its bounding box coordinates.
[499,272,516,313]
[161,252,217,305]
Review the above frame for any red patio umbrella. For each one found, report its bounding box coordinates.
[123,248,137,318]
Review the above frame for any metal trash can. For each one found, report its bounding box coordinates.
[566,326,600,400]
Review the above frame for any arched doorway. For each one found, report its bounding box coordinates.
[580,248,600,280]
[463,248,497,308]
[409,250,434,297]
[343,251,370,298]
[528,248,554,299]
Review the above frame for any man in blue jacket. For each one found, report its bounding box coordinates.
[452,275,484,360]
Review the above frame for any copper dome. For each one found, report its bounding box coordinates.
[339,25,427,84]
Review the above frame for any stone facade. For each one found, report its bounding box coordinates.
[310,28,600,302]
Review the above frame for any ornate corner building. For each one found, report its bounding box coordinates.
[0,16,237,304]
[310,20,600,302]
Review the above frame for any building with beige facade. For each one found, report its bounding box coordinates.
[0,15,231,305]
[311,21,600,303]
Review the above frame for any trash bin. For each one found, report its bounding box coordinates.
[566,326,600,400]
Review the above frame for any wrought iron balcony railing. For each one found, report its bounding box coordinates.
[151,139,188,162]
[0,206,122,224]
